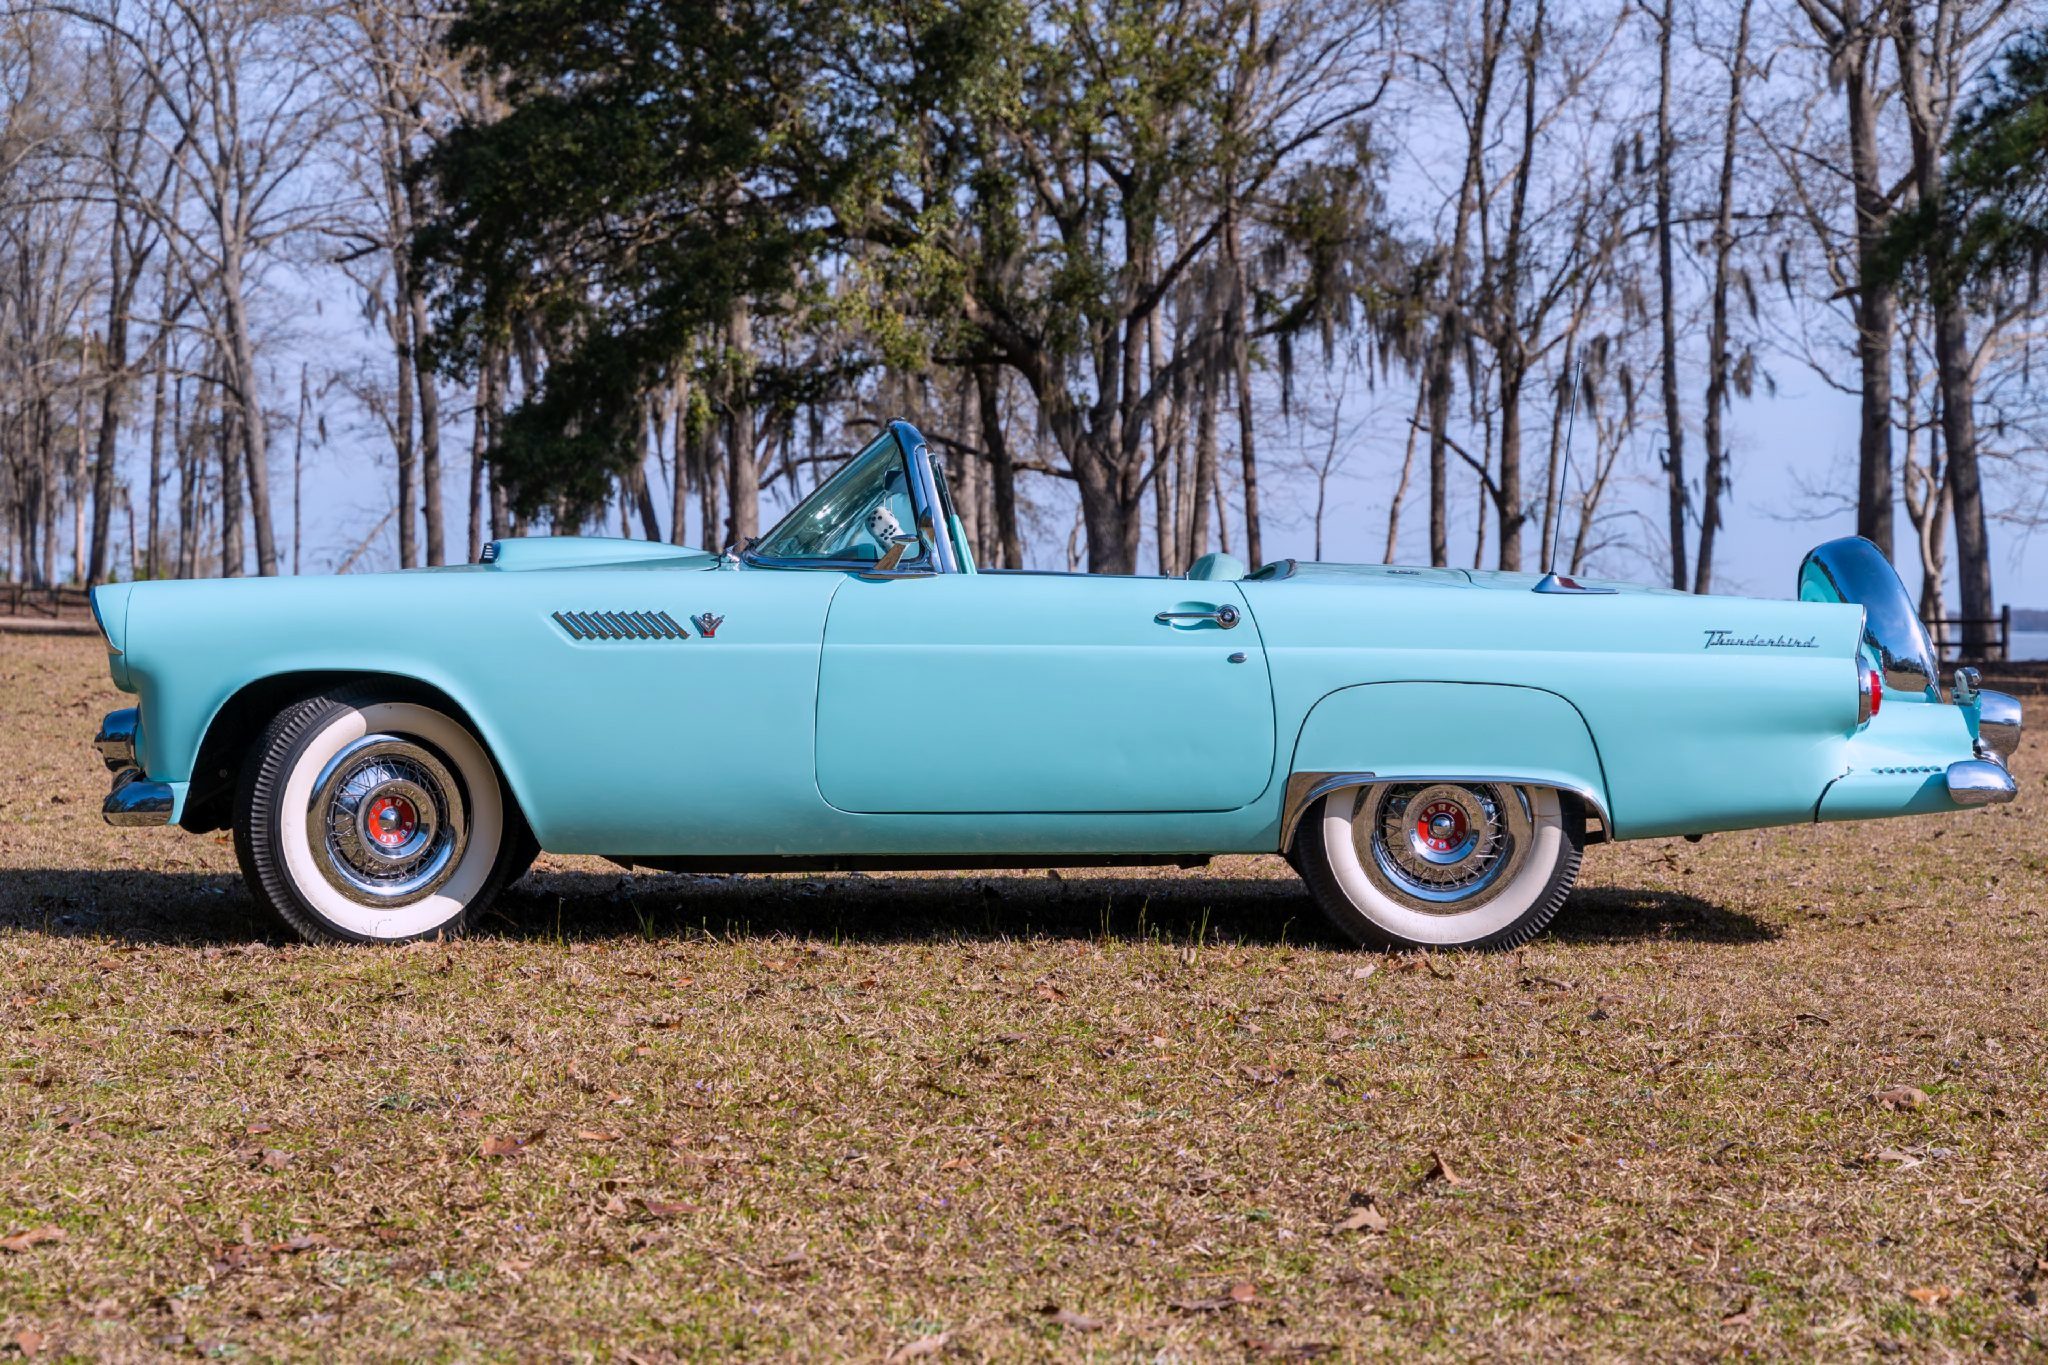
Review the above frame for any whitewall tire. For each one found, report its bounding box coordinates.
[1297,781,1583,950]
[234,687,535,943]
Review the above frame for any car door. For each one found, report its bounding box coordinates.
[814,572,1275,814]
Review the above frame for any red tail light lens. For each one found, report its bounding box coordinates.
[1858,665,1882,725]
[1870,669,1883,717]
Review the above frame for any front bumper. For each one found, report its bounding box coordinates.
[105,768,174,826]
[96,706,173,827]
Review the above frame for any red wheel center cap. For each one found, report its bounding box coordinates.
[367,795,418,848]
[1416,800,1468,853]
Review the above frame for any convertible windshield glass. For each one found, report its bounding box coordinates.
[752,433,919,564]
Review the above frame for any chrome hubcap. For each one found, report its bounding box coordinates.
[1354,782,1532,913]
[306,736,467,905]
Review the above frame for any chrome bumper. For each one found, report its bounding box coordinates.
[95,706,138,771]
[97,707,172,827]
[1947,759,2017,808]
[104,768,173,826]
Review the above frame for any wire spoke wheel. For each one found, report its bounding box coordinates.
[1297,779,1583,951]
[1356,782,1534,913]
[306,736,468,906]
[235,689,535,944]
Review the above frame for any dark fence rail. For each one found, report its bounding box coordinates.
[0,583,94,619]
[1925,604,2012,662]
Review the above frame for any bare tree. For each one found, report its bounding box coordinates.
[1693,0,1756,594]
[59,0,342,577]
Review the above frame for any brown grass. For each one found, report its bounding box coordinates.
[0,632,2043,1361]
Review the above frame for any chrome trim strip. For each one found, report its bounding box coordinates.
[103,768,173,827]
[1279,770,1612,853]
[895,420,961,576]
[1976,689,2021,764]
[95,707,139,772]
[1946,758,2017,807]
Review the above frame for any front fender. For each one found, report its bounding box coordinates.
[1281,682,1611,850]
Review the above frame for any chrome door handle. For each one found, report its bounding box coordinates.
[1155,604,1240,629]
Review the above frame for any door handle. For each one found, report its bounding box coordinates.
[1155,604,1240,629]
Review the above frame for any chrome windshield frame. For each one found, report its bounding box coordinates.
[743,419,960,576]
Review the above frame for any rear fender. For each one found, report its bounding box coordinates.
[1281,682,1611,851]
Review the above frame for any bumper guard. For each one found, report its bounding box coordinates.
[1946,759,2017,808]
[96,707,172,827]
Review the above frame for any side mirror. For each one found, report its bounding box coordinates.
[873,532,922,573]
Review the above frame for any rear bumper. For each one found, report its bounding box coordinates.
[1947,759,2016,807]
[1816,696,2021,822]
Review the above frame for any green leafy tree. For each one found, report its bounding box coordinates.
[414,0,887,520]
[1913,28,2048,283]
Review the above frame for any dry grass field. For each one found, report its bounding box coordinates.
[0,631,2043,1361]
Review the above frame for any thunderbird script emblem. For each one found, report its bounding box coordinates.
[693,612,725,639]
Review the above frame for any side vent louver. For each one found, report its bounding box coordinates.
[552,610,690,641]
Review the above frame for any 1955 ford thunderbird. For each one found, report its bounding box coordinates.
[88,420,2022,949]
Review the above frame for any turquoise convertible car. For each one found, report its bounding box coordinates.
[88,420,2021,949]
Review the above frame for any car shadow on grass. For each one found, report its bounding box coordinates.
[0,865,1777,949]
[1555,884,1779,944]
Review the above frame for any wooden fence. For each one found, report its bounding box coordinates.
[0,583,94,619]
[1924,604,2013,661]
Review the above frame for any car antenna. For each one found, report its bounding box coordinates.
[1534,361,1604,594]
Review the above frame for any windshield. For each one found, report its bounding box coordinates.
[752,433,921,565]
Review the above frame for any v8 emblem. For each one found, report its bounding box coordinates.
[692,612,725,639]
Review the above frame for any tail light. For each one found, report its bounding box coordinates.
[1858,665,1882,726]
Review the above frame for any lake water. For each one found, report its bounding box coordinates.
[2012,630,2048,662]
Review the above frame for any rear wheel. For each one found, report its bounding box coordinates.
[234,687,531,944]
[1297,781,1582,950]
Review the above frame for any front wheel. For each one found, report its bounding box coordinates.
[1296,781,1583,950]
[234,687,532,944]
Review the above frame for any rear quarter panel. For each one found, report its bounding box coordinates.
[1245,580,1870,839]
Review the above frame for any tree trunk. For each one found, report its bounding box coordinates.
[669,372,691,546]
[1845,4,1895,559]
[390,278,418,569]
[292,364,308,575]
[1190,366,1218,561]
[145,337,167,579]
[1225,208,1261,567]
[1695,0,1753,595]
[1895,3,1992,656]
[724,300,758,548]
[87,213,128,586]
[221,397,245,576]
[974,366,1021,569]
[1654,0,1688,590]
[468,354,493,561]
[410,286,444,565]
[1148,308,1176,576]
[221,280,279,575]
[1427,0,1502,568]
